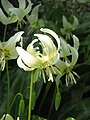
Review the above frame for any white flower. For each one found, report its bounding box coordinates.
[55,35,80,86]
[16,28,60,82]
[0,0,32,25]
[0,31,24,71]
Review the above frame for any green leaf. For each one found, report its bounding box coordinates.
[34,78,43,98]
[18,99,25,116]
[55,91,61,111]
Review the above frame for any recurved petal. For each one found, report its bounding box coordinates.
[26,39,38,55]
[60,38,70,57]
[72,35,79,50]
[68,44,78,67]
[34,34,56,58]
[0,7,17,25]
[1,0,14,14]
[16,47,41,69]
[4,31,24,50]
[40,28,60,49]
[18,0,26,9]
[0,8,9,25]
[17,56,33,71]
[24,0,33,15]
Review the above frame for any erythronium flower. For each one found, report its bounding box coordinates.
[16,28,60,82]
[0,31,24,71]
[55,35,80,86]
[60,16,78,40]
[0,0,32,25]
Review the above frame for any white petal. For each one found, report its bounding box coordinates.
[55,60,67,73]
[72,35,79,50]
[60,38,70,57]
[40,28,60,49]
[26,39,38,55]
[24,0,33,15]
[68,44,78,67]
[50,52,59,65]
[18,0,26,9]
[16,46,41,68]
[17,56,33,71]
[48,67,53,82]
[4,31,24,50]
[34,34,56,58]
[1,0,14,14]
[17,117,20,120]
[0,59,5,71]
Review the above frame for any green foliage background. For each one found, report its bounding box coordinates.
[0,0,90,120]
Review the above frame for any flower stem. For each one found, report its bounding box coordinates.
[10,93,23,110]
[3,25,7,42]
[28,71,34,120]
[6,61,10,113]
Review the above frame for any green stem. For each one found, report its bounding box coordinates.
[6,61,10,113]
[10,93,23,109]
[28,71,34,120]
[3,25,7,42]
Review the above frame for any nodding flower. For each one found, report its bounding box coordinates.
[16,28,60,82]
[0,31,24,71]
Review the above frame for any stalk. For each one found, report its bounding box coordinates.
[6,61,10,113]
[3,25,7,42]
[28,71,34,120]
